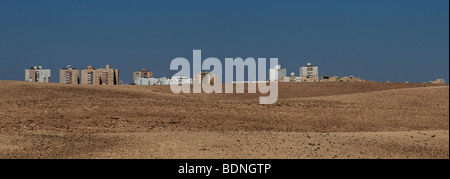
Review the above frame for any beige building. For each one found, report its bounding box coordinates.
[59,65,80,84]
[81,65,119,85]
[133,69,153,82]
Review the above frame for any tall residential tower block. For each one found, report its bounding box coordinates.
[80,65,120,85]
[59,65,80,84]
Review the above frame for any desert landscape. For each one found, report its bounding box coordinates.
[0,80,448,159]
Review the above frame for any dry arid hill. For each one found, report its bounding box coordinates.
[0,80,448,159]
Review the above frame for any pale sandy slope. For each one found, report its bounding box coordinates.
[2,130,445,159]
[0,85,448,159]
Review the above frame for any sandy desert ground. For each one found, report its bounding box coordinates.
[0,80,448,159]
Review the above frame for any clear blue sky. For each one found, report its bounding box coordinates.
[0,0,448,83]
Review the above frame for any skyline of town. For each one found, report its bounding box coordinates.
[19,62,446,85]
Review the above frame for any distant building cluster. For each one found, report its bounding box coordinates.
[134,68,196,85]
[321,75,365,82]
[268,62,366,83]
[135,76,194,85]
[134,69,221,86]
[23,63,366,85]
[25,65,121,85]
[23,62,446,85]
[430,79,446,84]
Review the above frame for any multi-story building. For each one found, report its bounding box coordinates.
[81,65,98,85]
[299,62,319,82]
[133,69,153,82]
[25,66,51,83]
[81,65,119,85]
[59,65,80,84]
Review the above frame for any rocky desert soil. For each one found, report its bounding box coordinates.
[0,80,448,159]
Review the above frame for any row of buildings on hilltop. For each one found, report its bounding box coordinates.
[24,63,445,85]
[24,65,218,86]
[269,62,367,83]
[25,65,121,85]
[133,69,219,86]
[269,63,320,82]
[133,69,170,85]
[23,63,366,85]
[134,62,363,85]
